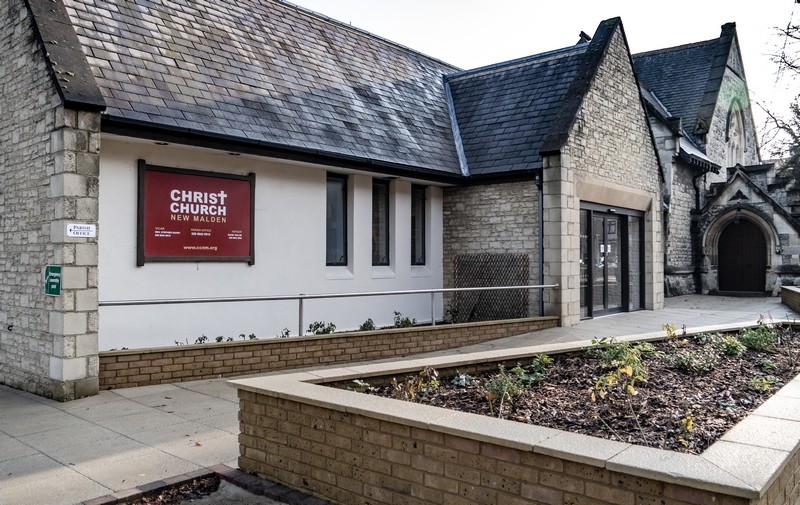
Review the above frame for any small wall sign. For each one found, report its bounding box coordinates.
[67,223,97,238]
[44,265,62,296]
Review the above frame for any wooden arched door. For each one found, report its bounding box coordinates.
[718,219,767,293]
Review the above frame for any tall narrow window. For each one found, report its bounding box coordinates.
[326,174,347,266]
[726,105,745,168]
[372,180,390,266]
[411,185,426,265]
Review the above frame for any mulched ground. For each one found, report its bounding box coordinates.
[126,475,221,504]
[367,324,800,454]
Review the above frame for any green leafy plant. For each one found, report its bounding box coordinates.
[589,338,648,379]
[195,335,208,344]
[349,379,374,393]
[359,318,376,331]
[588,338,649,443]
[391,367,439,401]
[664,347,718,374]
[662,323,679,340]
[307,321,336,335]
[393,311,416,328]
[738,322,777,351]
[480,365,527,417]
[451,372,474,387]
[677,409,696,448]
[761,358,777,371]
[709,333,746,357]
[276,327,291,338]
[752,375,777,392]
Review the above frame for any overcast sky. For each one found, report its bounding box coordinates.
[289,0,799,154]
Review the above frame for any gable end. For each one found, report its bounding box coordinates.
[24,0,105,111]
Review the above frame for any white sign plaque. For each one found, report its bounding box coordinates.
[66,223,96,238]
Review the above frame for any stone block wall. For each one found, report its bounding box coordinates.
[99,317,557,389]
[442,181,539,316]
[543,25,664,324]
[0,0,100,400]
[703,48,760,177]
[664,166,698,295]
[237,390,757,505]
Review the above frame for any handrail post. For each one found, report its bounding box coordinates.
[430,292,436,327]
[298,297,304,336]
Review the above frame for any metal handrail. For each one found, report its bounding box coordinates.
[99,284,559,335]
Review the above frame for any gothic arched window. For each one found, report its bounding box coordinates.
[726,104,745,168]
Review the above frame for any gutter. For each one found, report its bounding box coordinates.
[101,116,466,186]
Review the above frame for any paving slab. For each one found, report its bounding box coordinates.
[0,453,111,505]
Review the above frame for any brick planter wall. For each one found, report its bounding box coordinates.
[99,317,557,390]
[231,323,800,505]
[236,391,767,505]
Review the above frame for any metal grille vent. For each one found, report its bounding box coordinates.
[450,253,529,323]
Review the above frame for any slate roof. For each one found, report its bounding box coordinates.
[446,45,587,176]
[445,17,627,177]
[56,0,462,177]
[30,2,635,182]
[633,24,735,148]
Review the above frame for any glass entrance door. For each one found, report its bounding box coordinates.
[580,204,644,319]
[592,214,622,315]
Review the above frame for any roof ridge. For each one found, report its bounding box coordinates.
[275,0,461,72]
[445,44,586,82]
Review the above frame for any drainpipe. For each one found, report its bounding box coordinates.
[536,174,545,316]
[691,168,710,294]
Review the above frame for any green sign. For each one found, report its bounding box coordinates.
[44,265,62,296]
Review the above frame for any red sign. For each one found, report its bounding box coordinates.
[137,162,255,265]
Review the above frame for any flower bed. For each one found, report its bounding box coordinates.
[230,321,800,505]
[358,323,799,454]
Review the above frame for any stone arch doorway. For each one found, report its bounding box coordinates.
[717,219,767,293]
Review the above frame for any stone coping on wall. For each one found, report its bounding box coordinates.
[230,319,800,501]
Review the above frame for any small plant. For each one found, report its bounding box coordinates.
[662,323,679,340]
[359,318,376,331]
[276,327,291,338]
[451,372,474,387]
[589,338,647,379]
[738,322,777,351]
[307,321,336,335]
[349,379,374,393]
[481,365,527,417]
[761,358,777,371]
[677,410,696,448]
[710,333,746,357]
[391,367,439,401]
[215,336,224,343]
[195,335,208,344]
[393,311,416,328]
[665,347,718,374]
[752,375,777,392]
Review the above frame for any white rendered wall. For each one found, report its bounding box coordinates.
[98,137,444,350]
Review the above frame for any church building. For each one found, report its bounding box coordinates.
[0,0,794,400]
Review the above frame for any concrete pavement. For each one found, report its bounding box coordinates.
[0,295,796,505]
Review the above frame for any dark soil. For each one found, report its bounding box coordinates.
[367,325,800,454]
[125,475,220,504]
